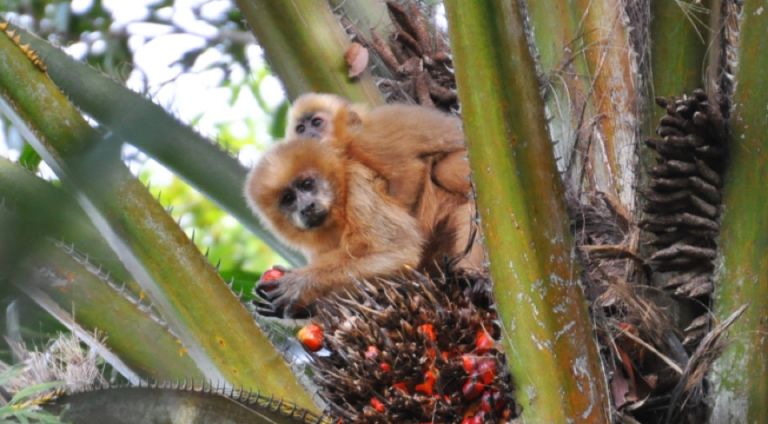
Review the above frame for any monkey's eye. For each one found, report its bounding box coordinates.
[298,178,315,191]
[295,124,306,134]
[280,190,296,206]
[310,117,324,128]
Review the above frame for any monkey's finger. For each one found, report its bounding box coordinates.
[252,297,284,316]
[285,304,311,319]
[271,264,290,273]
[252,296,272,308]
[254,304,281,317]
[257,280,284,298]
[271,292,301,313]
[254,286,272,300]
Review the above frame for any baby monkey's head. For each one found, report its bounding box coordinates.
[287,93,364,140]
[245,138,347,250]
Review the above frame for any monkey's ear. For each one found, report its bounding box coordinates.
[346,110,362,129]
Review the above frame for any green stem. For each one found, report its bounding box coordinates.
[573,0,640,211]
[649,0,712,127]
[711,1,768,422]
[444,2,611,422]
[236,0,383,104]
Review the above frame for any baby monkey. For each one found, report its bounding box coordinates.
[244,136,424,317]
[288,94,472,208]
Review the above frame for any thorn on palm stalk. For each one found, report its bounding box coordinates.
[294,267,518,423]
[641,90,726,350]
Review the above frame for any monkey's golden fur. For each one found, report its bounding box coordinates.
[245,138,424,314]
[288,93,484,271]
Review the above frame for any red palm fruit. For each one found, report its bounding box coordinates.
[477,358,496,384]
[461,354,477,374]
[480,390,494,413]
[392,382,409,394]
[415,370,436,396]
[462,376,485,400]
[461,413,484,424]
[417,323,436,341]
[370,397,385,413]
[425,347,437,361]
[365,345,380,360]
[297,323,323,352]
[475,330,494,353]
[493,390,507,412]
[260,267,284,282]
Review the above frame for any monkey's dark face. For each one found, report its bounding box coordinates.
[278,172,334,230]
[294,111,330,139]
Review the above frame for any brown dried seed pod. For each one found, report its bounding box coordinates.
[661,271,708,289]
[394,28,422,56]
[645,138,694,159]
[688,176,721,203]
[660,115,691,131]
[654,257,715,272]
[650,245,717,262]
[658,126,684,137]
[674,277,714,298]
[689,195,719,218]
[370,30,402,71]
[650,177,690,192]
[694,158,722,186]
[643,188,692,205]
[650,160,697,177]
[646,232,704,248]
[693,144,725,158]
[648,212,719,231]
[692,111,709,126]
[665,134,706,149]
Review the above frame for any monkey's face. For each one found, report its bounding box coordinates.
[278,172,334,230]
[293,111,330,139]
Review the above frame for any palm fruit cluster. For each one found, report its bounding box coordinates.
[300,269,518,423]
[642,89,725,348]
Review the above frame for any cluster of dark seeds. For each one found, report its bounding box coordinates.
[343,1,458,111]
[642,90,726,348]
[305,269,517,423]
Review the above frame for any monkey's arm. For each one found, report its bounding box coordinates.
[256,240,421,317]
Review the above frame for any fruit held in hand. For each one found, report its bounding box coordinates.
[297,323,324,352]
[260,267,285,283]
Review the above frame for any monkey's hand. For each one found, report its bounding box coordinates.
[253,270,313,318]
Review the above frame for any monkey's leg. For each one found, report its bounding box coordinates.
[431,149,472,196]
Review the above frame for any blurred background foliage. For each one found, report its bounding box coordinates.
[0,0,287,358]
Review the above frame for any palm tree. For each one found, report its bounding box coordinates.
[0,0,763,422]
